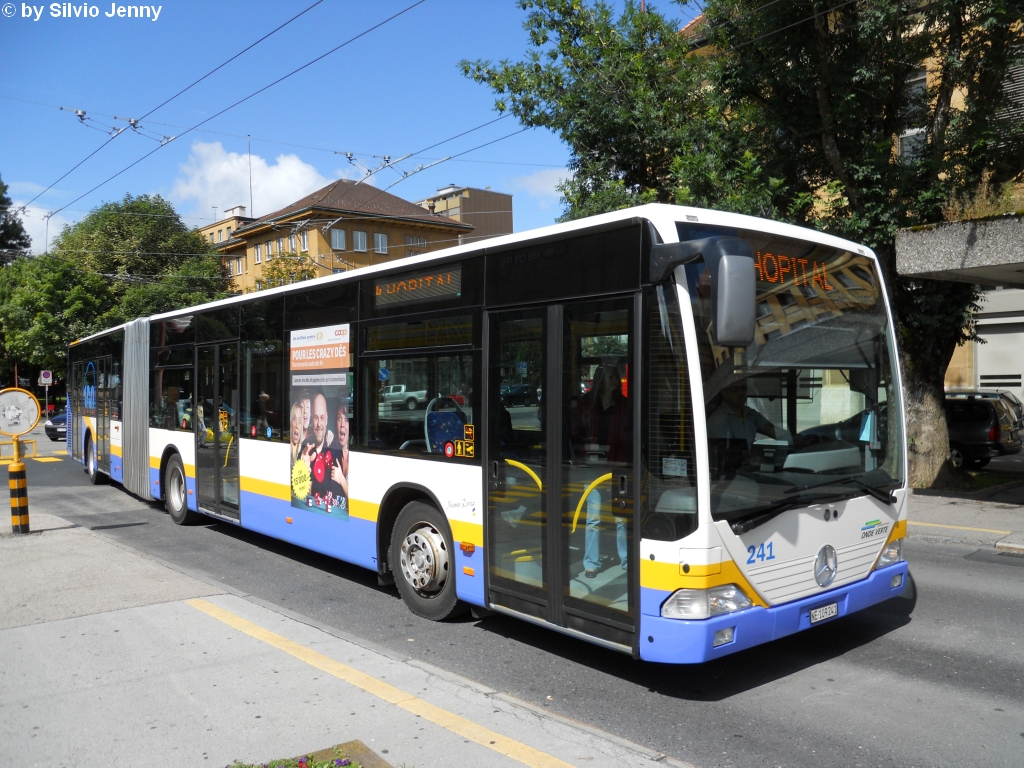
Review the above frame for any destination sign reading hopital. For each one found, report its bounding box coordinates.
[375,266,462,307]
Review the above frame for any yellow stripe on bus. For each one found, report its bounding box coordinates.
[110,445,122,457]
[240,476,290,501]
[349,499,379,523]
[451,519,483,546]
[640,558,768,608]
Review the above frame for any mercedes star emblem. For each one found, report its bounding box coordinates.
[814,544,838,587]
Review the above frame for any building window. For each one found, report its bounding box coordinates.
[277,237,284,254]
[374,233,388,254]
[301,230,309,251]
[353,230,367,252]
[254,243,262,264]
[227,260,234,277]
[208,233,215,244]
[217,229,223,243]
[226,226,232,237]
[332,268,345,274]
[289,233,296,252]
[331,228,347,250]
[236,257,243,274]
[256,281,263,291]
[899,128,927,160]
[265,240,274,260]
[405,235,428,256]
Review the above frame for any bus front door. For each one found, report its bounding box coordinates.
[195,343,240,520]
[487,297,636,651]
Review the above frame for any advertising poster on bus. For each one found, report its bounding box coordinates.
[288,323,352,518]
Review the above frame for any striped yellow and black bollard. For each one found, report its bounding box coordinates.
[9,435,29,534]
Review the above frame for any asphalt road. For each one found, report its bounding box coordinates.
[16,439,1024,768]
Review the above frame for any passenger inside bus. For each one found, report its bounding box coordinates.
[573,363,630,579]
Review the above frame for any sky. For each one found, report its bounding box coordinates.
[0,0,704,253]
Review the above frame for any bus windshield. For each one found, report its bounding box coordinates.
[681,223,904,530]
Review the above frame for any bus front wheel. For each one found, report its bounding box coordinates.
[391,501,464,620]
[165,454,196,525]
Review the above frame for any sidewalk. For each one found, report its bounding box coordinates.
[908,479,1024,552]
[0,512,692,768]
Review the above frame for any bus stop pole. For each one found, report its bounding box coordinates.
[9,436,29,534]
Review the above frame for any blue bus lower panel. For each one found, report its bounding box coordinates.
[239,490,378,571]
[639,562,909,663]
[452,545,485,606]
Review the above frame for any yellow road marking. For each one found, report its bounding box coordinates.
[908,521,1012,535]
[32,457,62,463]
[186,599,574,768]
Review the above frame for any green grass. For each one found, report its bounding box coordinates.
[964,470,1024,491]
[230,749,362,768]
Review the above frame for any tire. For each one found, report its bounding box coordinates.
[85,435,105,485]
[949,445,966,470]
[164,453,197,525]
[391,501,464,620]
[405,398,418,411]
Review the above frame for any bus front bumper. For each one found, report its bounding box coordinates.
[639,562,910,664]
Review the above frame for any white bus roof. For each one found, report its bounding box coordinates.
[75,203,876,343]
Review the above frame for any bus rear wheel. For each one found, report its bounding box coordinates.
[164,453,197,525]
[85,436,105,485]
[391,501,464,620]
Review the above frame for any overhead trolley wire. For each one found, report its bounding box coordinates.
[47,0,427,220]
[15,0,326,214]
[1,93,565,170]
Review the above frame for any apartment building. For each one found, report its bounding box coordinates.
[415,185,513,244]
[200,181,473,293]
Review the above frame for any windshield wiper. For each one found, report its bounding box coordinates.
[784,474,896,505]
[728,489,852,535]
[837,475,897,504]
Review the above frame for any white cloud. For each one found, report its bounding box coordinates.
[10,202,75,255]
[510,168,571,208]
[7,181,47,196]
[171,141,334,220]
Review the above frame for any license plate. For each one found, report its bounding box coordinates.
[809,602,838,624]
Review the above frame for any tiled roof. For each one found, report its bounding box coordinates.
[241,179,473,232]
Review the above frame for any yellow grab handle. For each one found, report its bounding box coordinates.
[505,459,543,491]
[571,473,613,533]
[222,435,234,468]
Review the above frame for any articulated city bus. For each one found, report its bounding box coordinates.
[68,204,909,663]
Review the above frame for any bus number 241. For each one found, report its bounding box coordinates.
[747,542,776,564]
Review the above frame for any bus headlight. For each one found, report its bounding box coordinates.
[661,584,753,620]
[875,539,903,569]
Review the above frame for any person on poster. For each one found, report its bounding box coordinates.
[289,402,305,465]
[299,390,313,441]
[300,392,343,508]
[328,400,350,501]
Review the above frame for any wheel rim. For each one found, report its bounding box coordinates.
[168,466,185,512]
[399,524,449,593]
[87,442,95,475]
[407,400,417,410]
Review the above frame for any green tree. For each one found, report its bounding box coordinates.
[255,252,319,291]
[463,0,1024,486]
[49,193,229,324]
[0,255,109,376]
[0,173,32,266]
[1,194,229,378]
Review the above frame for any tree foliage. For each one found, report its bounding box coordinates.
[255,252,319,291]
[0,173,31,266]
[0,194,228,381]
[463,0,1024,485]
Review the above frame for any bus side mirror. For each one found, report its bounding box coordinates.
[649,236,757,347]
[708,252,756,348]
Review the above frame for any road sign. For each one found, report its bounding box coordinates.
[378,367,389,382]
[39,370,52,386]
[0,388,41,437]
